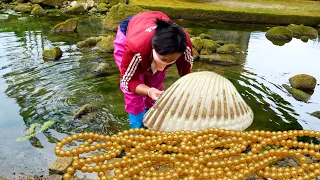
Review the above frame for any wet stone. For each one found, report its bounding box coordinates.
[49,157,73,175]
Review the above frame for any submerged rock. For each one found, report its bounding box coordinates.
[14,3,33,13]
[311,111,320,119]
[287,24,318,39]
[31,4,46,16]
[93,62,109,76]
[265,26,293,40]
[216,44,240,54]
[51,18,78,32]
[42,47,63,60]
[214,40,225,46]
[49,157,73,175]
[103,3,147,31]
[72,104,99,120]
[77,36,103,48]
[97,35,115,52]
[289,74,317,91]
[283,84,311,102]
[199,54,236,65]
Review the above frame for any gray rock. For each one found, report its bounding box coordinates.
[199,54,236,65]
[51,18,78,32]
[64,4,86,15]
[72,104,99,120]
[42,47,63,60]
[93,62,109,76]
[31,5,47,16]
[49,157,73,175]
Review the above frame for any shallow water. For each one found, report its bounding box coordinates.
[0,11,319,178]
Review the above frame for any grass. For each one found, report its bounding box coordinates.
[130,0,320,17]
[130,0,320,25]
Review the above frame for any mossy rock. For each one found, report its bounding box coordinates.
[283,84,310,103]
[41,0,65,7]
[51,18,78,32]
[300,36,309,42]
[199,33,211,39]
[265,26,293,40]
[103,3,148,31]
[31,0,44,4]
[42,47,63,60]
[190,37,203,52]
[199,54,236,65]
[202,39,218,52]
[289,74,317,91]
[31,5,46,16]
[287,24,318,39]
[216,44,240,54]
[200,48,212,55]
[14,4,33,13]
[98,3,111,13]
[192,47,199,61]
[64,4,86,15]
[97,35,115,52]
[77,37,103,48]
[311,111,320,119]
[214,40,225,46]
[72,104,100,119]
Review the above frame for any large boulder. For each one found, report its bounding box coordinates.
[287,24,318,39]
[64,4,86,15]
[14,3,33,13]
[216,44,240,54]
[51,18,78,32]
[96,35,115,52]
[42,47,63,60]
[283,84,311,103]
[31,4,46,16]
[289,74,317,91]
[265,26,293,40]
[190,37,203,52]
[103,3,147,31]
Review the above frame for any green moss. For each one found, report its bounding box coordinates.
[286,24,318,39]
[77,37,103,48]
[97,35,115,52]
[98,3,111,13]
[41,0,65,7]
[64,4,86,15]
[200,49,212,55]
[199,33,211,39]
[216,44,240,54]
[289,74,317,91]
[31,5,47,16]
[51,18,78,32]
[42,47,63,60]
[214,40,225,46]
[190,37,203,52]
[103,3,148,31]
[199,54,236,65]
[300,36,309,42]
[311,111,320,119]
[192,47,199,60]
[131,0,320,26]
[14,4,33,13]
[265,26,293,40]
[283,84,311,103]
[202,39,218,52]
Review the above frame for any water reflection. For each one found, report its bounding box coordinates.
[0,12,319,177]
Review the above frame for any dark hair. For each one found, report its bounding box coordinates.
[152,19,187,56]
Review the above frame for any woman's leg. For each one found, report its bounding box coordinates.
[113,26,146,128]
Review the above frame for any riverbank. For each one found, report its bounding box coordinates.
[130,0,320,26]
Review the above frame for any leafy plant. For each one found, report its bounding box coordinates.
[16,121,55,142]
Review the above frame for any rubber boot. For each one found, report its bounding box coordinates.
[128,109,147,128]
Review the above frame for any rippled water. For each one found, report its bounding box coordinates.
[0,10,319,178]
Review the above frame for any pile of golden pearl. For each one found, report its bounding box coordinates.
[55,128,320,180]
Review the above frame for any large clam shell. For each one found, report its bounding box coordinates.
[143,71,253,131]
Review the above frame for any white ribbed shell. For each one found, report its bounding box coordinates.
[143,71,253,132]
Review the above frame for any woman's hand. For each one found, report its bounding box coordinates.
[148,87,164,101]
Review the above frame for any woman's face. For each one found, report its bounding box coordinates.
[152,49,181,71]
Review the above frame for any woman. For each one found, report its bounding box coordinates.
[113,11,193,128]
